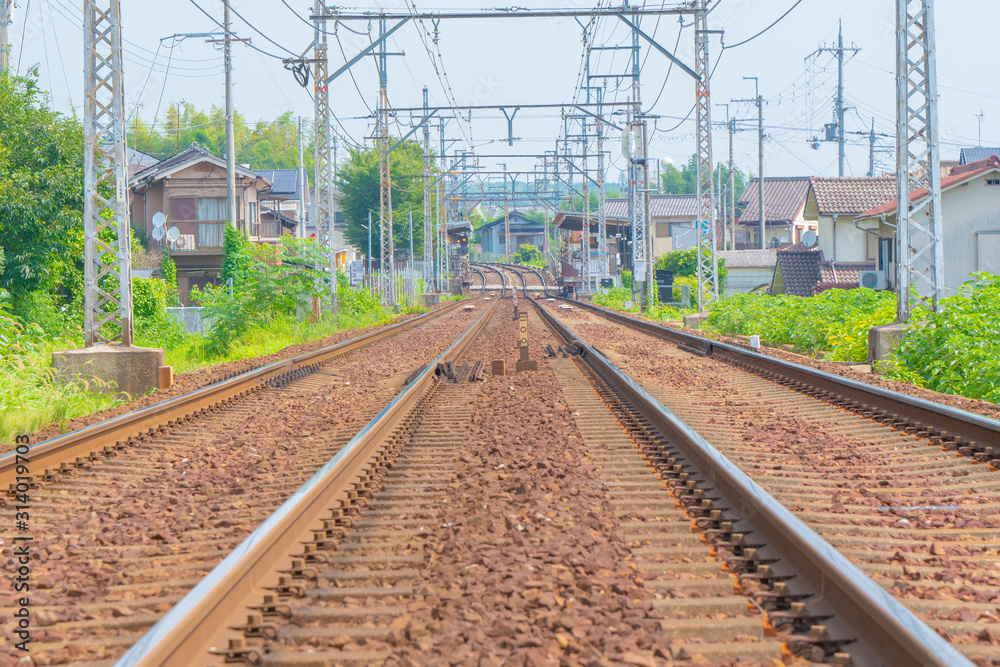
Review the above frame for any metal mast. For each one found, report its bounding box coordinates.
[896,0,943,321]
[596,89,608,283]
[223,0,237,230]
[628,2,647,303]
[503,163,511,261]
[313,1,337,311]
[377,17,395,306]
[422,86,433,291]
[694,0,718,311]
[83,0,132,346]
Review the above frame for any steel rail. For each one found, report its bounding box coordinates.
[491,262,554,296]
[471,263,508,300]
[566,299,1000,453]
[532,299,974,667]
[116,298,502,667]
[0,299,473,490]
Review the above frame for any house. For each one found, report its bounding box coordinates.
[770,248,876,297]
[604,194,700,258]
[256,169,309,240]
[552,211,631,278]
[736,177,813,249]
[129,143,272,304]
[856,155,1000,295]
[478,212,546,256]
[959,147,1000,165]
[718,249,777,295]
[804,177,897,263]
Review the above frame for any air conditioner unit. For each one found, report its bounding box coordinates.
[175,234,196,250]
[859,270,886,290]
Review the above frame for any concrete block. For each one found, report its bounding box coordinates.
[868,322,907,365]
[515,360,538,372]
[53,344,166,398]
[683,313,710,329]
[491,360,505,377]
[159,366,175,390]
[421,293,441,308]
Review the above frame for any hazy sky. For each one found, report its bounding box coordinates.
[8,1,1000,185]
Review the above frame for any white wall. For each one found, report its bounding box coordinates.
[942,178,1000,292]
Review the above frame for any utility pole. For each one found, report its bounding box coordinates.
[83,0,131,346]
[377,17,395,307]
[735,77,765,250]
[813,22,860,177]
[694,0,719,310]
[1,0,11,76]
[502,163,510,262]
[868,118,876,178]
[422,86,433,292]
[297,116,305,238]
[223,0,237,231]
[896,0,943,321]
[313,0,336,312]
[581,118,591,294]
[437,117,445,291]
[716,103,732,249]
[596,87,608,284]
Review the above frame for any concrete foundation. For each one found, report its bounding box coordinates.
[53,344,166,398]
[421,293,441,308]
[868,323,907,365]
[683,313,710,329]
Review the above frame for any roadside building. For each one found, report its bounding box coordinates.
[770,248,876,297]
[478,212,546,257]
[604,194,700,258]
[256,169,309,240]
[718,249,777,295]
[959,147,1000,165]
[129,143,272,304]
[856,155,1000,295]
[736,177,813,249]
[804,176,897,263]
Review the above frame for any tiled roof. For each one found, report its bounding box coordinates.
[773,249,821,297]
[478,212,544,232]
[818,262,876,288]
[604,194,699,219]
[738,177,812,225]
[857,155,1000,219]
[130,143,262,187]
[809,177,897,216]
[718,249,778,269]
[959,147,1000,165]
[257,169,306,200]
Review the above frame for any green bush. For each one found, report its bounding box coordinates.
[655,247,728,292]
[592,286,640,314]
[513,244,544,268]
[707,289,896,362]
[133,278,187,349]
[888,274,1000,402]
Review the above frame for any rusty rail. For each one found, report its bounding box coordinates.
[115,298,500,667]
[564,299,1000,455]
[0,300,471,490]
[533,298,973,667]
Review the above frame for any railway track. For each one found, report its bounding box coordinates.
[0,302,489,665]
[69,285,964,664]
[533,293,1000,665]
[4,264,991,664]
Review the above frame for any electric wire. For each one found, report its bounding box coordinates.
[723,0,805,51]
[187,0,289,61]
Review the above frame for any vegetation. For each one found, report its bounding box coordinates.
[336,140,429,263]
[887,275,1000,402]
[707,289,896,362]
[659,154,749,204]
[513,244,544,268]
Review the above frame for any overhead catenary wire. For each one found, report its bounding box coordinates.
[723,0,805,51]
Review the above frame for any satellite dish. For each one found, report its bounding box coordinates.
[802,230,818,247]
[151,226,165,241]
[152,212,166,228]
[166,226,180,243]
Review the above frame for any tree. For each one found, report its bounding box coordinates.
[0,69,86,326]
[655,247,727,291]
[659,155,748,204]
[513,244,543,266]
[336,139,428,261]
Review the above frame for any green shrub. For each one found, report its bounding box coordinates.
[655,247,728,292]
[707,289,896,362]
[887,274,1000,402]
[133,278,187,349]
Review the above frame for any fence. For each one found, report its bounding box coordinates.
[166,306,214,335]
[359,267,422,307]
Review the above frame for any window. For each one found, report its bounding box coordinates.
[169,197,227,221]
[197,198,226,221]
[498,232,505,245]
[249,202,259,236]
[198,223,224,248]
[987,179,1000,186]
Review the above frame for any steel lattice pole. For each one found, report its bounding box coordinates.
[694,0,719,312]
[83,0,132,346]
[896,0,943,321]
[313,1,337,313]
[581,120,591,294]
[377,19,395,306]
[422,87,433,292]
[597,92,608,283]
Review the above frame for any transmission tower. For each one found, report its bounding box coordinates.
[694,0,719,311]
[83,0,132,346]
[313,0,337,312]
[422,87,433,291]
[896,0,943,321]
[377,17,395,306]
[596,88,608,284]
[581,118,591,293]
